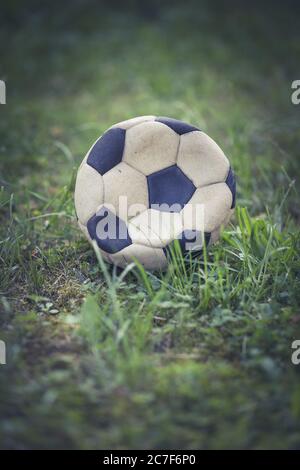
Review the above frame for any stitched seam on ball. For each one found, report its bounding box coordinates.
[130,215,167,249]
[122,160,146,177]
[124,116,156,131]
[174,135,181,164]
[130,221,162,249]
[122,253,128,265]
[144,215,170,248]
[196,179,228,191]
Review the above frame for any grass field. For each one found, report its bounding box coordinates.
[1,0,300,449]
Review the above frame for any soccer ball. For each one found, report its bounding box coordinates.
[74,116,236,270]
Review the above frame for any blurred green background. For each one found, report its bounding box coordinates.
[0,0,300,449]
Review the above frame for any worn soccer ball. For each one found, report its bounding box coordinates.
[74,116,236,270]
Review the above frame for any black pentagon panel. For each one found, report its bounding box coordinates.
[147,165,196,213]
[87,128,126,175]
[163,230,211,259]
[87,206,132,254]
[225,167,236,209]
[155,116,200,135]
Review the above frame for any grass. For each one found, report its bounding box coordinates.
[0,0,300,449]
